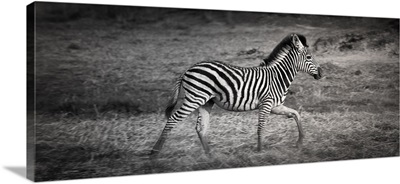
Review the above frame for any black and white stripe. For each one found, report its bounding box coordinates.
[151,33,323,155]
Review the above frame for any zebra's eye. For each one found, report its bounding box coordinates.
[306,55,312,60]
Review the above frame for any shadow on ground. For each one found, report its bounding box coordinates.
[4,166,26,179]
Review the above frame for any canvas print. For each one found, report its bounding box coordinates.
[27,1,399,181]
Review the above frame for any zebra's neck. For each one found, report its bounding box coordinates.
[265,58,298,92]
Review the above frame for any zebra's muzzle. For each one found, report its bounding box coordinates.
[313,67,322,80]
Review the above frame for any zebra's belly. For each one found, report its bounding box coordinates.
[212,97,259,112]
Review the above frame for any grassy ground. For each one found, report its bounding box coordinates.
[33,6,399,181]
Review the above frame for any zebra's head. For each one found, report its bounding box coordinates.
[291,34,323,80]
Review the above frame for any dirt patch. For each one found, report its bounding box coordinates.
[313,31,399,56]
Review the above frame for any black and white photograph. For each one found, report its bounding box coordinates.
[22,0,400,182]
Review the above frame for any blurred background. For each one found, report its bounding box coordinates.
[33,2,399,115]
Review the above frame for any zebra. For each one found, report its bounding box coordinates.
[151,33,323,156]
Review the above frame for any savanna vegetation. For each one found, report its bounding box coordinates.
[31,2,399,181]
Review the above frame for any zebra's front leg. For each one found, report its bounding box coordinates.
[196,101,214,155]
[257,100,272,152]
[271,105,304,148]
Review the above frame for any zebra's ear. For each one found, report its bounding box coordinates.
[292,34,305,51]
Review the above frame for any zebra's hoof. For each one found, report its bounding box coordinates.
[205,152,213,158]
[296,141,303,149]
[150,149,160,156]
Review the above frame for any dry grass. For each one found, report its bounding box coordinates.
[33,7,399,181]
[35,110,398,180]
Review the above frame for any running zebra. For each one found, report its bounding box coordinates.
[151,33,322,155]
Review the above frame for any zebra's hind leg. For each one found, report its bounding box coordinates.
[271,105,304,148]
[151,100,202,156]
[195,101,214,155]
[150,118,177,156]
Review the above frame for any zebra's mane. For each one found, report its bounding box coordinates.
[261,34,308,67]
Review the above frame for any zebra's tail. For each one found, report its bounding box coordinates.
[165,74,184,119]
